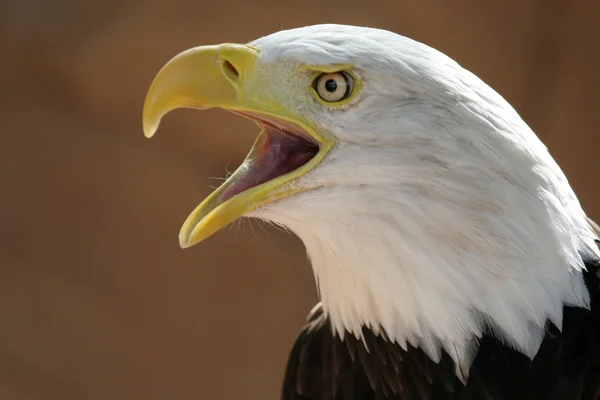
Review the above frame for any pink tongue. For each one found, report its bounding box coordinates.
[219,127,319,203]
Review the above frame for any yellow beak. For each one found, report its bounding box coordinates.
[142,44,333,248]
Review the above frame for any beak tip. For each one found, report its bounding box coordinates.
[179,236,190,249]
[143,118,159,139]
[179,230,195,249]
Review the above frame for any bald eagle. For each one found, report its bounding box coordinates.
[142,24,600,399]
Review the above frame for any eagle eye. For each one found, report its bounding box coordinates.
[313,71,354,102]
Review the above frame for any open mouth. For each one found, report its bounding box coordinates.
[218,113,320,204]
[174,109,330,248]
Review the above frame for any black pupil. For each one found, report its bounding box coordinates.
[325,79,337,92]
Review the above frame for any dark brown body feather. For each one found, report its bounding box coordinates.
[281,259,600,400]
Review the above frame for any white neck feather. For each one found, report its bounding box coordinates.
[260,181,596,380]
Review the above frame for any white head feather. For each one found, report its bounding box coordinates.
[246,24,600,379]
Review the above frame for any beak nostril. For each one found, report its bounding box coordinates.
[221,60,240,81]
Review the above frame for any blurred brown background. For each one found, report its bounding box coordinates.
[1,0,599,399]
